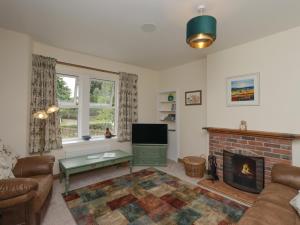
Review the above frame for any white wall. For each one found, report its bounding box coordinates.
[33,42,160,174]
[159,59,207,158]
[206,26,300,166]
[0,28,32,156]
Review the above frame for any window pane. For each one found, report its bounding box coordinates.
[59,108,78,139]
[89,108,115,136]
[57,75,78,103]
[90,79,115,105]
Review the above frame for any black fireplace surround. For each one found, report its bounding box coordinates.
[223,150,264,193]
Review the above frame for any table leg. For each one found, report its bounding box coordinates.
[59,164,63,183]
[129,159,133,174]
[65,172,70,195]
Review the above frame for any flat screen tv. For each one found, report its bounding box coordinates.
[132,123,168,144]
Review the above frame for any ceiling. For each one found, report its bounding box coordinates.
[1,0,300,70]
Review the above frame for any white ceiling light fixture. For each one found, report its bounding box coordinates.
[141,23,157,32]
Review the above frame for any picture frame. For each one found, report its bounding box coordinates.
[226,73,260,106]
[185,90,202,106]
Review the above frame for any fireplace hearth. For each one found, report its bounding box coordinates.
[223,150,264,193]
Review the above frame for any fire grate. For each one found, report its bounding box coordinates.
[223,150,264,193]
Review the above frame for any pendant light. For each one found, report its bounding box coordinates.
[186,5,217,48]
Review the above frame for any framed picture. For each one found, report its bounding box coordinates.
[185,90,202,106]
[226,73,260,106]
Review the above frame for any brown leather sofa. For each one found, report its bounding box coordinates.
[238,163,300,225]
[0,155,55,225]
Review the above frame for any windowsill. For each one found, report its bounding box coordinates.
[62,136,117,146]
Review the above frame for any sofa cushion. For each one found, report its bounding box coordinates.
[238,199,298,225]
[272,164,300,190]
[29,174,53,212]
[0,178,38,200]
[258,183,297,211]
[290,191,300,216]
[0,144,19,179]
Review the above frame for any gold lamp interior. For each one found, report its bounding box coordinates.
[187,33,214,48]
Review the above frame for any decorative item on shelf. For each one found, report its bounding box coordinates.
[33,105,59,155]
[82,135,91,141]
[186,5,217,49]
[185,90,202,105]
[227,73,260,106]
[168,93,174,102]
[171,103,176,111]
[207,153,219,181]
[164,114,176,121]
[105,128,116,139]
[240,120,248,131]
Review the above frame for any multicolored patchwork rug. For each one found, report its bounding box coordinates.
[63,168,247,225]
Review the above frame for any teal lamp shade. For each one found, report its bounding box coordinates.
[186,15,217,48]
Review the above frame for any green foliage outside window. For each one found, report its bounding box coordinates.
[90,80,115,105]
[56,77,72,101]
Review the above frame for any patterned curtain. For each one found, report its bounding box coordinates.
[29,55,62,153]
[117,72,138,142]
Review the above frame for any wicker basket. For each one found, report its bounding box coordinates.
[183,156,206,178]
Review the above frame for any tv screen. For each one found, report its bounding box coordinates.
[132,123,168,144]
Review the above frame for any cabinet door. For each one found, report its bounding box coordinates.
[168,130,178,161]
[133,145,167,166]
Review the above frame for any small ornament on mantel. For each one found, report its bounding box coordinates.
[240,120,247,131]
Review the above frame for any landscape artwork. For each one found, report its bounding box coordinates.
[227,73,260,106]
[231,79,254,102]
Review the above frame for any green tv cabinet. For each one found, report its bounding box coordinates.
[132,144,167,166]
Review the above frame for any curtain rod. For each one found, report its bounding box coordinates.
[56,60,120,75]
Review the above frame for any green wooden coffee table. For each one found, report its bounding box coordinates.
[59,150,132,194]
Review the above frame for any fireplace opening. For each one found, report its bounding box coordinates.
[223,150,264,193]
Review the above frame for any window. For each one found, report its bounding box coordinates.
[56,73,117,141]
[57,74,79,139]
[89,79,116,136]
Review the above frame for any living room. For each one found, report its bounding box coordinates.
[1,1,300,225]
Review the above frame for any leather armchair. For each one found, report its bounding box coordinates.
[0,155,55,225]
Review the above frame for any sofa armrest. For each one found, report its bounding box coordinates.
[0,178,38,208]
[271,164,300,189]
[13,155,55,177]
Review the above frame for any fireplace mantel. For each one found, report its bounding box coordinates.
[203,127,300,140]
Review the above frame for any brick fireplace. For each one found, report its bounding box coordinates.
[204,127,300,186]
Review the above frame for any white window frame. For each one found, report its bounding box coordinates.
[57,71,118,141]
